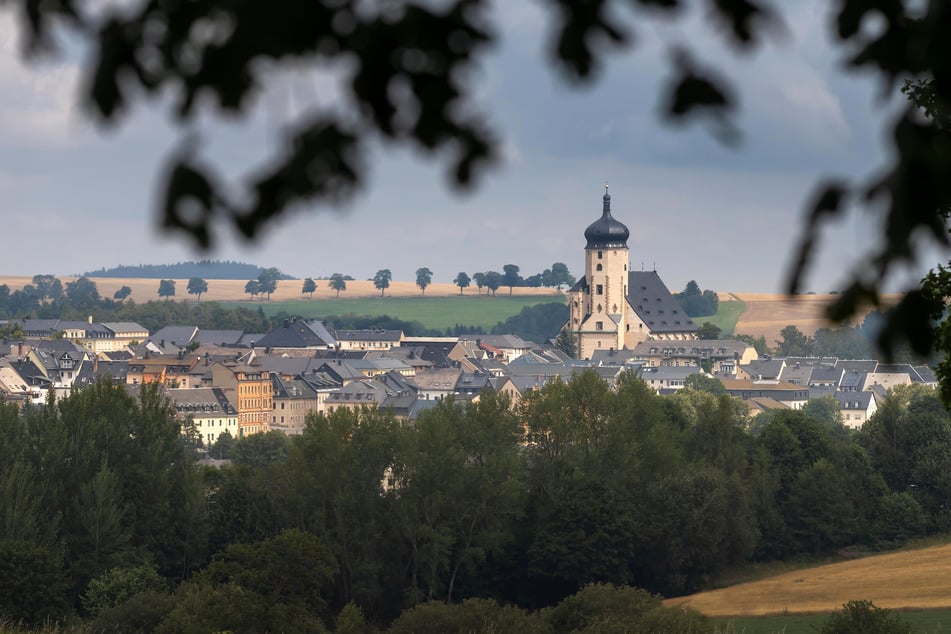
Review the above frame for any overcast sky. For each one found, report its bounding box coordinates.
[0,1,939,292]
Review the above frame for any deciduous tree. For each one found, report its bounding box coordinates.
[186,277,208,302]
[66,277,101,310]
[329,273,347,297]
[483,271,502,296]
[415,267,433,296]
[374,269,392,297]
[244,279,262,300]
[472,272,486,295]
[549,263,574,290]
[301,277,317,298]
[453,272,470,295]
[776,325,812,357]
[32,274,63,302]
[502,264,521,295]
[157,279,176,301]
[256,268,281,301]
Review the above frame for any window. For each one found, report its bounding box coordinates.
[596,263,603,271]
[596,284,603,295]
[596,321,604,330]
[597,250,603,259]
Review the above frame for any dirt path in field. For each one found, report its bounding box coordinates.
[666,543,951,616]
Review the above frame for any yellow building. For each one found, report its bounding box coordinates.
[567,187,698,359]
[212,362,273,437]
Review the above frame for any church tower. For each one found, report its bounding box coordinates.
[567,185,630,359]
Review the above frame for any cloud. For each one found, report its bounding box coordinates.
[0,14,86,147]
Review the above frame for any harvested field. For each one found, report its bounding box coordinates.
[666,543,951,617]
[0,277,562,303]
[0,276,901,345]
[731,292,901,345]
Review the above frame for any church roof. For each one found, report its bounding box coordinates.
[626,271,697,334]
[584,187,629,249]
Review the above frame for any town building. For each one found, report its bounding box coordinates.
[212,362,273,436]
[567,187,698,359]
[168,387,239,445]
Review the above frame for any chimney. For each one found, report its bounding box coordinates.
[88,315,93,324]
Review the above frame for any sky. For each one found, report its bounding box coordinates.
[0,1,941,293]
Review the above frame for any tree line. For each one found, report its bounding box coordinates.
[760,313,923,362]
[0,276,573,344]
[2,374,948,630]
[674,280,719,318]
[82,261,294,280]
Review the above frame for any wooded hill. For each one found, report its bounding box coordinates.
[82,261,295,280]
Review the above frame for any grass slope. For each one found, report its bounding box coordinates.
[222,295,566,331]
[667,542,951,618]
[713,608,951,634]
[696,297,747,336]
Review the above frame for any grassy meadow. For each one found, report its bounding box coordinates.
[220,295,567,331]
[701,296,747,336]
[712,608,951,633]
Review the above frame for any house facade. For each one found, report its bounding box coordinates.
[212,362,273,436]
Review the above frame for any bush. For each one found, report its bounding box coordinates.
[83,564,166,616]
[818,600,912,634]
[388,598,545,634]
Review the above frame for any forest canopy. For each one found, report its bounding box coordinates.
[1,375,948,630]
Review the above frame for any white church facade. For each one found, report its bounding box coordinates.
[566,187,698,360]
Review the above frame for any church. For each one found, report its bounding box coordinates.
[566,187,698,359]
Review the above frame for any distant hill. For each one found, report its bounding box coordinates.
[83,261,296,280]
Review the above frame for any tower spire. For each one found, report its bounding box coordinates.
[602,181,611,215]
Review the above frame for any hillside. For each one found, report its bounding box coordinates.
[0,276,902,344]
[82,261,294,280]
[0,277,562,302]
[728,292,902,346]
[665,542,951,616]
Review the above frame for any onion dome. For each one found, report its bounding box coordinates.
[584,184,629,249]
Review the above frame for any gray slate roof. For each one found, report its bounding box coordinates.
[590,349,638,365]
[778,364,814,386]
[149,326,199,350]
[836,360,878,373]
[255,319,334,349]
[627,271,698,334]
[194,330,245,346]
[742,359,785,380]
[834,391,875,410]
[334,329,403,342]
[809,367,844,385]
[102,322,148,334]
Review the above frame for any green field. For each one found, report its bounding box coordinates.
[699,297,747,336]
[223,295,566,331]
[714,608,951,633]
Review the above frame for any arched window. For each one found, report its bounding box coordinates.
[596,263,603,271]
